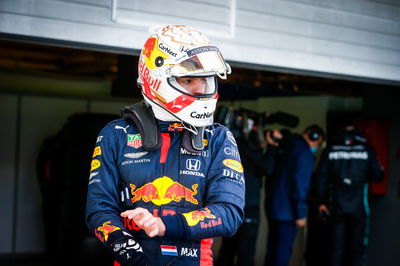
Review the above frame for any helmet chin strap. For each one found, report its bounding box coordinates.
[180,121,198,135]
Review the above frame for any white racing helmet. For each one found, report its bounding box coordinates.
[137,24,231,129]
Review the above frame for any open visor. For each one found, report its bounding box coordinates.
[168,46,231,79]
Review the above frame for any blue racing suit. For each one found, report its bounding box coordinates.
[86,118,245,265]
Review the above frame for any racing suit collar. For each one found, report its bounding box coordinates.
[157,120,184,133]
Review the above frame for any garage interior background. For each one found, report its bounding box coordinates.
[1,0,400,266]
[0,38,399,266]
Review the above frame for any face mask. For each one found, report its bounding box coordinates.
[310,146,318,154]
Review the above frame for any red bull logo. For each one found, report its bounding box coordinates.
[95,221,120,243]
[130,176,198,205]
[142,37,156,58]
[130,183,159,203]
[168,123,183,131]
[138,61,162,92]
[164,183,198,204]
[182,208,216,226]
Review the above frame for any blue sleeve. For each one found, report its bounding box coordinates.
[291,148,314,219]
[85,123,131,246]
[162,126,245,239]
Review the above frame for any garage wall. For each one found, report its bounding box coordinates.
[1,0,399,83]
[0,92,131,255]
[0,94,18,254]
[16,96,87,253]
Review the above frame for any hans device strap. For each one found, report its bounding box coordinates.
[121,101,205,153]
[182,126,205,154]
[121,101,161,150]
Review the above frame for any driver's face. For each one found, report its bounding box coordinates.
[176,77,207,95]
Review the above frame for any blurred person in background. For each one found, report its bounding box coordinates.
[263,125,325,266]
[216,114,266,266]
[315,125,383,266]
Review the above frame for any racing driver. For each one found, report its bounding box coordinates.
[85,24,245,265]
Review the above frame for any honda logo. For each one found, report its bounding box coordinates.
[186,159,201,171]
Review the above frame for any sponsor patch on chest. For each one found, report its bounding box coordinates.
[127,134,143,148]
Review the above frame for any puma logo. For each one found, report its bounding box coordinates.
[115,125,130,134]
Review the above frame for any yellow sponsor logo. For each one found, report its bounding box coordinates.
[91,159,101,171]
[223,159,243,173]
[130,176,198,206]
[95,221,120,242]
[92,146,102,157]
[203,139,208,147]
[182,208,216,226]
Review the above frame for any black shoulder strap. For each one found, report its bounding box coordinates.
[121,101,161,150]
[182,126,205,154]
[121,101,206,153]
[193,127,205,151]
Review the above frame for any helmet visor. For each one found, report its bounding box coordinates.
[169,46,231,79]
[168,76,217,97]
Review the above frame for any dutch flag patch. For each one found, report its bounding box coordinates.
[160,245,178,256]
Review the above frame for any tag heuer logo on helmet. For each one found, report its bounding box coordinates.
[127,134,143,148]
[190,111,213,119]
